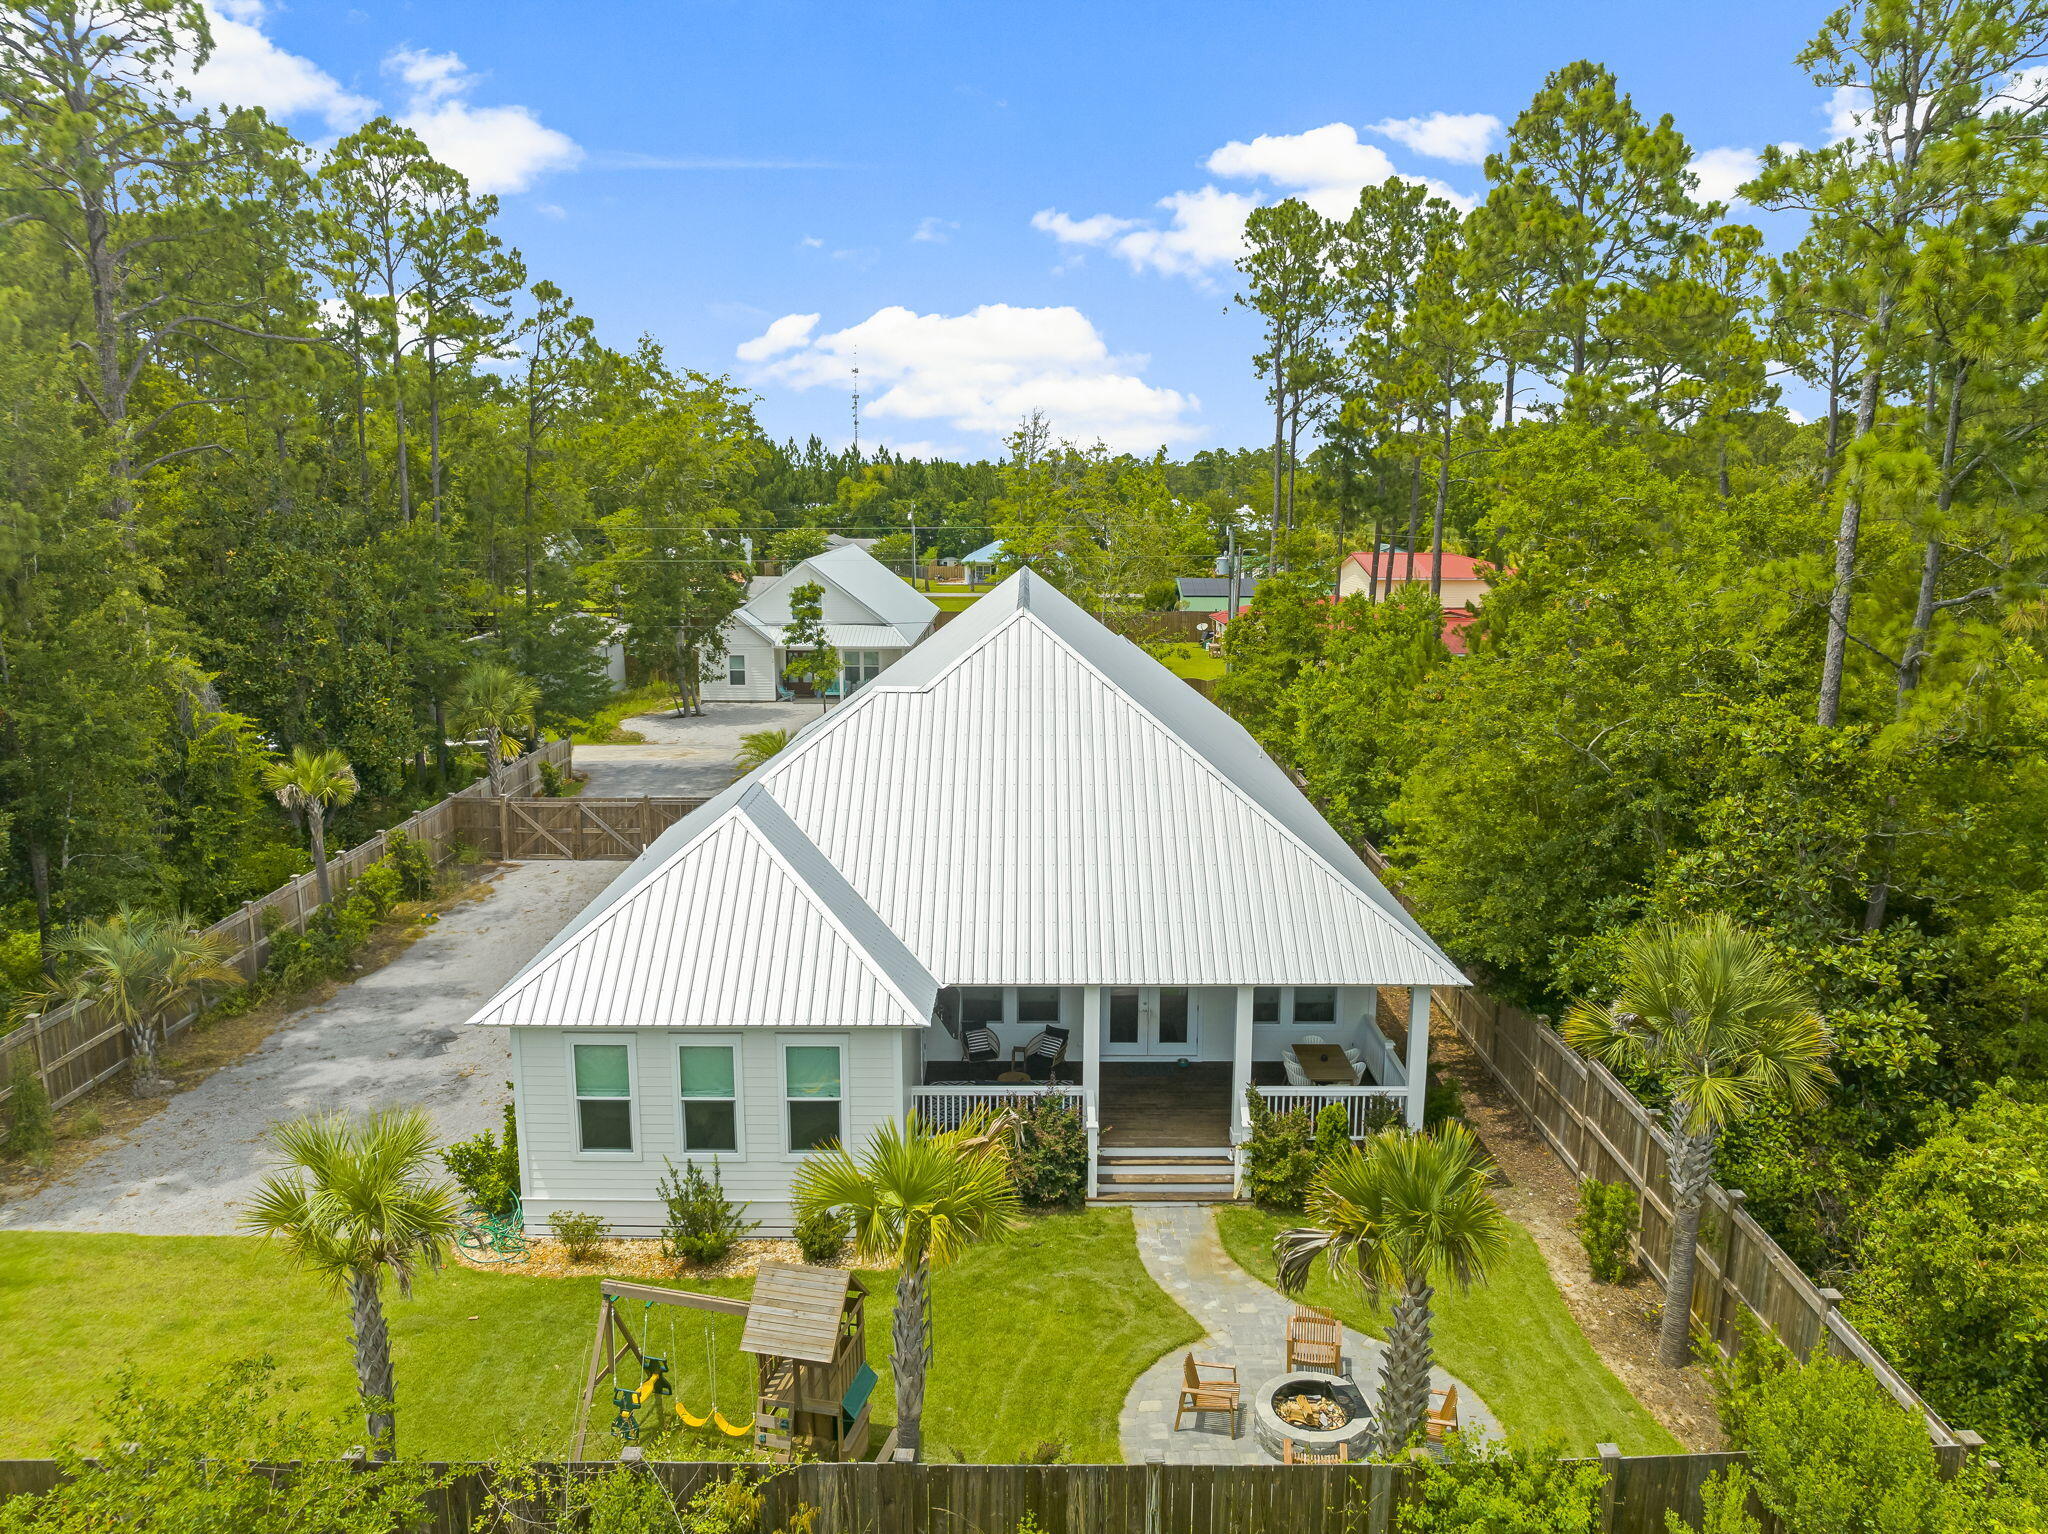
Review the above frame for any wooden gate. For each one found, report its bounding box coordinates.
[452,796,706,859]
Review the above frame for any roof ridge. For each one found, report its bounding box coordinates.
[1009,605,1464,984]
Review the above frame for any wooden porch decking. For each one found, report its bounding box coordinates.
[1096,1063,1234,1148]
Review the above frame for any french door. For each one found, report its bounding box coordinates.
[1104,986,1192,1057]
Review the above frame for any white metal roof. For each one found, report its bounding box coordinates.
[469,568,1464,1031]
[742,545,937,646]
[737,620,912,652]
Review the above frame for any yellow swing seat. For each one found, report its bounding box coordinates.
[673,1400,750,1437]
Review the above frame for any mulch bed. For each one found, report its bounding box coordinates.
[452,1236,840,1281]
[1432,1011,1726,1451]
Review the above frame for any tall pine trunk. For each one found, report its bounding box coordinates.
[348,1267,399,1459]
[893,1251,932,1460]
[1405,454,1421,585]
[1817,300,1892,730]
[1659,1120,1715,1368]
[1431,418,1451,600]
[1375,1272,1435,1451]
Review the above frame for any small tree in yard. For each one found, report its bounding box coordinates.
[241,1109,462,1460]
[782,582,839,713]
[36,911,242,1096]
[792,1113,1019,1461]
[262,745,358,904]
[451,660,541,795]
[1563,913,1833,1367]
[1277,1124,1509,1452]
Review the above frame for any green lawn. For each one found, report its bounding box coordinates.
[1150,643,1225,681]
[0,1209,1199,1465]
[1213,1207,1679,1456]
[924,590,986,611]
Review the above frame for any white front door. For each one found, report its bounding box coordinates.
[1103,986,1193,1057]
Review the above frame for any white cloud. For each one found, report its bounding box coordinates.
[533,201,567,220]
[1035,119,1474,281]
[1689,146,1760,204]
[384,49,582,193]
[177,0,373,130]
[1367,111,1501,165]
[735,312,819,362]
[738,304,1199,451]
[799,234,825,248]
[912,216,960,243]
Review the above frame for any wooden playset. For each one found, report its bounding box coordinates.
[569,1264,875,1463]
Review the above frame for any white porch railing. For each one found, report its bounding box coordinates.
[912,1085,1086,1132]
[1256,1085,1407,1138]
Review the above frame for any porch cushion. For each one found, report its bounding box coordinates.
[1024,1025,1069,1060]
[963,1026,1001,1062]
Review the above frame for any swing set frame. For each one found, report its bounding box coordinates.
[569,1268,873,1464]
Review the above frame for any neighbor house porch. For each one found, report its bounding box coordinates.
[906,984,1437,1200]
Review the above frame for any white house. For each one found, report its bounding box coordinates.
[699,544,939,703]
[466,569,1466,1234]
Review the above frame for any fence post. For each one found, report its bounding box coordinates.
[1596,1444,1621,1534]
[497,796,510,860]
[1144,1454,1163,1534]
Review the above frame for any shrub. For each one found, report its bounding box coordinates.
[1424,1070,1465,1128]
[1008,1093,1089,1208]
[658,1157,759,1267]
[1313,1102,1352,1163]
[351,859,403,918]
[548,1209,610,1261]
[794,1207,850,1265]
[1574,1178,1639,1284]
[444,1091,522,1218]
[382,830,438,900]
[537,761,572,798]
[1399,1434,1604,1533]
[2,1050,55,1162]
[1241,1086,1317,1212]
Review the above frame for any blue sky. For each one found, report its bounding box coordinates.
[188,0,1844,459]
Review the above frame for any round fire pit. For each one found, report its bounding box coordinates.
[1252,1371,1375,1461]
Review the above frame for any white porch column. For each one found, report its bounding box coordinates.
[1230,985,1256,1197]
[1082,985,1103,1198]
[1406,984,1432,1129]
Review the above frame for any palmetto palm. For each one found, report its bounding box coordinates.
[791,1113,1019,1460]
[1562,912,1833,1367]
[733,727,791,773]
[1276,1124,1509,1451]
[451,660,541,796]
[240,1109,462,1459]
[262,745,359,904]
[38,911,242,1094]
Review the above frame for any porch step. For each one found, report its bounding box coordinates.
[1098,1166,1233,1182]
[1098,1146,1233,1161]
[1089,1190,1240,1204]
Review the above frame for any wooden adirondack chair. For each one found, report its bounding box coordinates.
[1285,1305,1343,1374]
[1426,1384,1460,1443]
[1174,1354,1241,1436]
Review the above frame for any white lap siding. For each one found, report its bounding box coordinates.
[699,627,779,703]
[511,1025,912,1236]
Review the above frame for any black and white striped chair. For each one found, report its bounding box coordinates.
[963,1025,1001,1064]
[1021,1025,1069,1080]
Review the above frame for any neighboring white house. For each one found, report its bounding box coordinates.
[699,544,939,704]
[466,568,1467,1234]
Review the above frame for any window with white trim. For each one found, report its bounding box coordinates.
[1293,987,1337,1025]
[785,1044,843,1152]
[1252,987,1283,1024]
[728,651,746,686]
[572,1042,634,1152]
[678,1044,738,1153]
[843,649,883,692]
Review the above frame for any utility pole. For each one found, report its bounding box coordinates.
[1225,524,1240,674]
[850,352,862,458]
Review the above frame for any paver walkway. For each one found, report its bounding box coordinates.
[1121,1204,1499,1464]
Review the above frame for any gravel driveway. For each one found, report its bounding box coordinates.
[0,860,622,1236]
[574,701,822,798]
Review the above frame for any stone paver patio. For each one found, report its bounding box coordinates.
[1120,1204,1500,1464]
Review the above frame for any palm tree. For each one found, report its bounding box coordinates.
[792,1113,1019,1460]
[1276,1124,1510,1452]
[1562,912,1833,1367]
[36,911,242,1095]
[241,1109,462,1459]
[451,660,541,796]
[733,727,791,773]
[263,746,359,904]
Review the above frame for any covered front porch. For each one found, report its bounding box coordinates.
[907,983,1439,1198]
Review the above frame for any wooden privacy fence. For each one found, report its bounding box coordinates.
[1345,838,1978,1470]
[0,740,572,1119]
[0,1449,1756,1534]
[452,794,706,859]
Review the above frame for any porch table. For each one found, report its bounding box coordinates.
[1293,1044,1357,1086]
